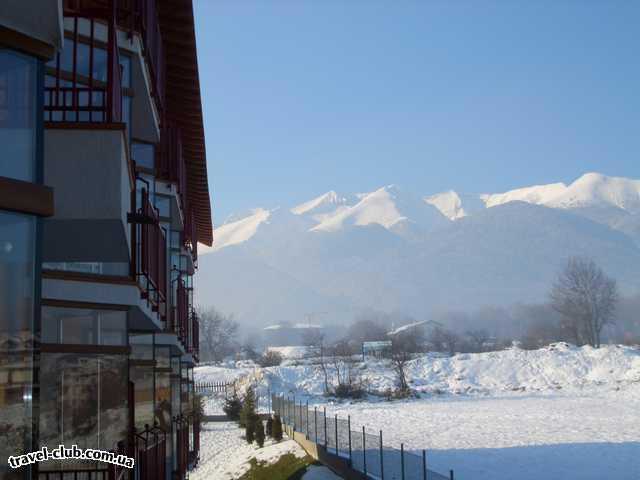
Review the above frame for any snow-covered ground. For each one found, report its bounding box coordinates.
[191,420,308,480]
[194,345,640,480]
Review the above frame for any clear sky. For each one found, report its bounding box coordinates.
[193,0,639,224]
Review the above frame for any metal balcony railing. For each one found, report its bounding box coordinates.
[133,424,166,480]
[45,3,123,123]
[131,186,167,319]
[62,0,165,111]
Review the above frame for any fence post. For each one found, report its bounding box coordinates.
[292,395,296,431]
[422,449,427,480]
[401,443,405,480]
[306,400,309,439]
[335,414,339,455]
[380,430,384,480]
[450,470,454,480]
[314,407,318,443]
[323,407,327,448]
[362,426,367,476]
[348,416,352,466]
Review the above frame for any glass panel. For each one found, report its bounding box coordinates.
[155,371,171,431]
[39,353,128,470]
[170,231,181,249]
[122,95,131,139]
[131,365,154,431]
[0,212,35,479]
[155,345,171,369]
[0,49,37,181]
[120,54,131,88]
[129,332,154,360]
[155,195,171,218]
[42,261,130,276]
[171,356,180,375]
[132,142,156,170]
[41,307,126,345]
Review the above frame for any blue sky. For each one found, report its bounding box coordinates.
[193,0,639,224]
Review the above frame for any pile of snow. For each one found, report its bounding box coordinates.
[260,344,640,398]
[195,362,258,384]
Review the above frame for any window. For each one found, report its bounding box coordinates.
[42,261,130,276]
[39,353,128,466]
[0,211,37,472]
[129,332,154,360]
[41,307,127,345]
[155,195,171,218]
[132,142,156,170]
[0,49,38,181]
[131,365,154,430]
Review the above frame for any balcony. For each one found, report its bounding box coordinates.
[170,276,188,346]
[131,186,167,321]
[45,6,123,124]
[63,0,165,111]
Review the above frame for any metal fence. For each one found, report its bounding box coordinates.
[272,394,453,480]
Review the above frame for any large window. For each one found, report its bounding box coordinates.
[42,307,127,345]
[39,353,128,469]
[0,49,38,181]
[0,212,37,479]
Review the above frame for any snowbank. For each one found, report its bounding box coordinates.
[260,344,640,398]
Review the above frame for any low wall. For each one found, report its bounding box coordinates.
[286,425,368,480]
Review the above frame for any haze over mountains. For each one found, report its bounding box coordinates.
[196,173,640,328]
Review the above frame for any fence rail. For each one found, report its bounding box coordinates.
[194,381,236,396]
[273,394,453,480]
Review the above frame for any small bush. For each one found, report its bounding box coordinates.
[266,416,273,437]
[240,387,257,428]
[258,350,283,367]
[223,392,242,421]
[272,414,283,442]
[246,419,256,444]
[255,418,265,448]
[333,383,365,399]
[238,453,313,480]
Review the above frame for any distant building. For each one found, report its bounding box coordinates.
[263,323,323,347]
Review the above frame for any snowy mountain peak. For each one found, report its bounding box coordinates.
[547,172,640,212]
[291,191,347,215]
[425,190,486,220]
[482,182,568,209]
[204,208,271,253]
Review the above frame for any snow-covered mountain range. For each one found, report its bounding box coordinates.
[197,173,640,326]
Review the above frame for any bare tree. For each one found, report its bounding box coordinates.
[550,256,618,348]
[390,332,417,394]
[198,307,239,362]
[302,329,330,393]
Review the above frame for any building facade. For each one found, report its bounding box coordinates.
[0,1,212,479]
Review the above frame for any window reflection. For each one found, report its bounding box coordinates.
[42,307,127,345]
[0,212,35,478]
[39,353,128,471]
[132,142,156,170]
[0,49,37,181]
